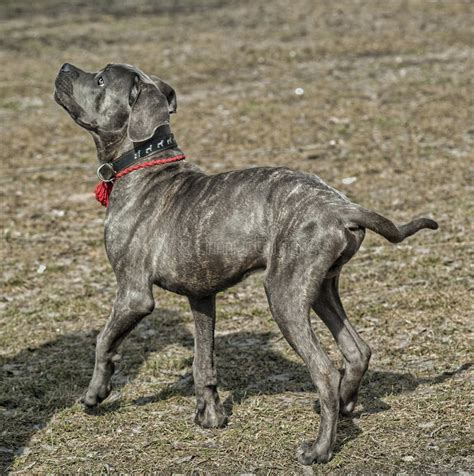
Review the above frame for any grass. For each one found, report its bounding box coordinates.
[0,0,473,473]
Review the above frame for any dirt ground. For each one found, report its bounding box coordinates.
[1,0,473,473]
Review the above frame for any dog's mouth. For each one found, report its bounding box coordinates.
[54,74,73,101]
[54,75,98,131]
[54,78,75,113]
[54,87,79,120]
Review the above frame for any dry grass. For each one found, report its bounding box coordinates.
[1,0,473,473]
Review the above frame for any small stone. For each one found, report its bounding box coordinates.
[294,87,304,96]
[419,421,436,429]
[15,446,31,456]
[37,264,46,274]
[269,373,292,382]
[51,209,65,217]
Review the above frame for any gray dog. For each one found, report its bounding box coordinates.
[54,62,438,465]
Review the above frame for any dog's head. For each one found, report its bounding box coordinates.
[54,63,177,143]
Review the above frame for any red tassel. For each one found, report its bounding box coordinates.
[95,181,114,207]
[94,154,186,208]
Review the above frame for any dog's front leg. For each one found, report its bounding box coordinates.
[83,283,155,408]
[189,295,227,428]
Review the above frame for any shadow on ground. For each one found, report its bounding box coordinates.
[1,307,470,472]
[0,307,183,472]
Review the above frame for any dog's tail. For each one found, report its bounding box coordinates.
[343,205,438,243]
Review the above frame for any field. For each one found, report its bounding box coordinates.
[0,0,473,473]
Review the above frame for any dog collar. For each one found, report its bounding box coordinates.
[95,153,186,207]
[96,125,177,182]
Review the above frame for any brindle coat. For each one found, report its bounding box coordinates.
[54,63,438,464]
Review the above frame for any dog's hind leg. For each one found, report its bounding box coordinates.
[264,248,341,465]
[83,279,155,408]
[189,295,227,428]
[313,275,371,416]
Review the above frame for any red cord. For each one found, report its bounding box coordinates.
[95,154,185,207]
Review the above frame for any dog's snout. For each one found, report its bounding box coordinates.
[59,63,79,79]
[61,63,73,73]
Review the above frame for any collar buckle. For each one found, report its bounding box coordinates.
[96,163,116,182]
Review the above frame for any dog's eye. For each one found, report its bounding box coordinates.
[97,76,105,87]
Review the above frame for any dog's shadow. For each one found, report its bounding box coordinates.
[0,307,184,472]
[130,317,471,454]
[0,307,470,472]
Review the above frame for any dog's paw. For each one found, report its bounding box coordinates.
[339,376,360,416]
[339,385,359,416]
[296,440,333,465]
[194,403,228,429]
[81,384,111,410]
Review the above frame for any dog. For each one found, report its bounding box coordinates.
[54,62,438,465]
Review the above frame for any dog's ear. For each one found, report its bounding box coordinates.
[127,76,171,143]
[150,75,177,114]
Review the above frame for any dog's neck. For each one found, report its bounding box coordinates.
[92,124,182,184]
[91,125,176,164]
[92,129,134,164]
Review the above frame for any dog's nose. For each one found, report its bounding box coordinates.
[60,63,73,73]
[59,63,80,80]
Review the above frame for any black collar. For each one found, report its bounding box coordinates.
[96,125,178,182]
